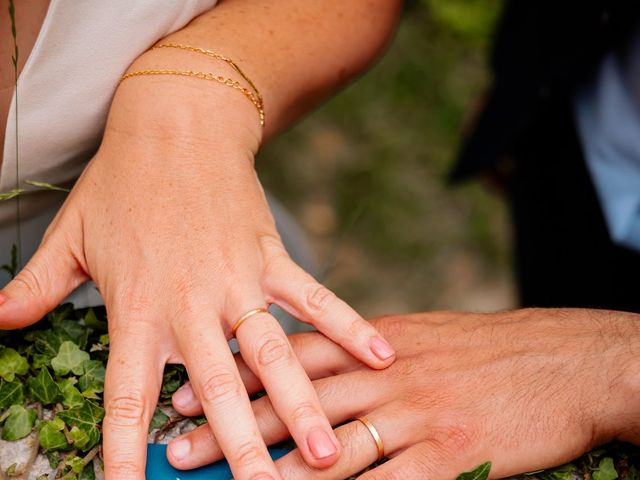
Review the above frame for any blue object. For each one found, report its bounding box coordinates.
[574,28,640,251]
[146,444,291,479]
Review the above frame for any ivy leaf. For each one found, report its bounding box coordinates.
[59,379,85,409]
[65,454,86,473]
[28,368,61,405]
[79,462,96,480]
[0,347,29,382]
[51,341,90,376]
[69,426,90,450]
[32,353,53,369]
[78,360,105,393]
[593,458,618,480]
[149,407,169,432]
[46,450,61,469]
[58,400,104,451]
[456,462,492,480]
[31,328,74,356]
[0,380,24,409]
[1,405,36,440]
[83,308,107,332]
[38,418,69,451]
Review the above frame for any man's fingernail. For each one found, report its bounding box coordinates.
[307,429,338,460]
[370,337,395,361]
[169,438,191,461]
[173,384,194,408]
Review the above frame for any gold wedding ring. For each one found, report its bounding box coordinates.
[232,307,269,335]
[356,416,385,460]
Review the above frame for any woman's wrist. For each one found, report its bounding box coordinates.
[107,47,264,157]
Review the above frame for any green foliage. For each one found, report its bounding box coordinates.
[28,367,61,404]
[0,347,29,381]
[0,380,23,409]
[457,462,492,480]
[1,405,36,440]
[51,341,90,376]
[593,458,619,480]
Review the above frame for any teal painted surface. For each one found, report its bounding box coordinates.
[146,444,290,479]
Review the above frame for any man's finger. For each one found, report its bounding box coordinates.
[358,442,485,480]
[172,328,359,417]
[0,235,88,329]
[276,405,409,480]
[168,370,383,470]
[102,315,164,480]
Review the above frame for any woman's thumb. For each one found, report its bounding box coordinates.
[0,238,88,329]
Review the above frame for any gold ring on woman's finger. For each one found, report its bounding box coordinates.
[232,307,269,335]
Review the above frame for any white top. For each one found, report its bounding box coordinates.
[0,0,219,304]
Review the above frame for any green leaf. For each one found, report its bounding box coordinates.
[38,419,69,451]
[78,360,105,392]
[83,309,107,332]
[59,379,85,408]
[66,454,86,473]
[31,328,74,356]
[1,405,36,440]
[456,461,492,480]
[79,462,96,480]
[23,180,70,193]
[28,368,60,405]
[0,380,24,409]
[69,426,90,450]
[99,334,109,346]
[46,450,61,469]
[58,400,104,451]
[541,464,576,480]
[593,457,618,480]
[51,341,90,376]
[32,353,53,369]
[149,407,169,432]
[0,347,29,382]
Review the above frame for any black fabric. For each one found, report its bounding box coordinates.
[449,0,640,311]
[452,0,640,180]
[509,103,640,313]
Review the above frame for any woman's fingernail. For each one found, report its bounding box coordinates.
[169,437,191,461]
[173,384,194,408]
[370,337,395,361]
[307,429,338,460]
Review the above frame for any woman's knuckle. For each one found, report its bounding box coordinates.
[290,401,320,424]
[305,283,336,314]
[256,334,292,368]
[199,368,241,405]
[105,394,148,427]
[233,440,265,467]
[108,460,144,478]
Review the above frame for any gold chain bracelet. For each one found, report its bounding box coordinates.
[119,69,265,126]
[152,43,263,107]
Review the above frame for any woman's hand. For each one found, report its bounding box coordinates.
[0,73,395,480]
[170,309,640,479]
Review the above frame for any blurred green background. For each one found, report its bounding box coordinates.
[257,0,514,318]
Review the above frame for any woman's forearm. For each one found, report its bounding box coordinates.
[128,0,403,141]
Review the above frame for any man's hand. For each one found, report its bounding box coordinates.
[169,309,640,478]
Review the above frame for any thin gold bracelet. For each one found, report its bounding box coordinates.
[152,43,263,108]
[119,69,265,126]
